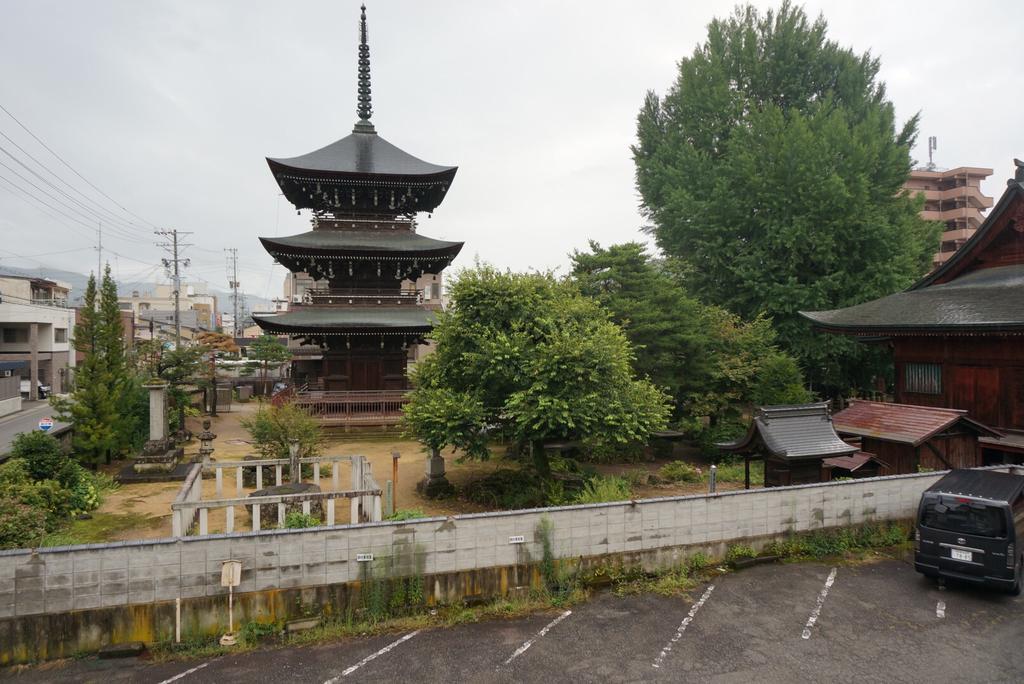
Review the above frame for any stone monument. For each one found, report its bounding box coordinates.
[131,381,181,475]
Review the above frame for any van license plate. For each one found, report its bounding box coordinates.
[951,548,972,562]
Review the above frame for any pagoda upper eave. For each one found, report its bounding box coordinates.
[252,306,437,336]
[258,231,463,259]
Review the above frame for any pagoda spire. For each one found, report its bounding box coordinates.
[354,4,374,133]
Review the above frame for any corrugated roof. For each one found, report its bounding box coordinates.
[832,401,1001,446]
[718,403,858,460]
[822,452,882,472]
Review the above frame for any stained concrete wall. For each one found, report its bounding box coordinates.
[0,470,945,662]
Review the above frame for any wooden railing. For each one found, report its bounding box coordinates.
[293,389,410,426]
[302,288,422,306]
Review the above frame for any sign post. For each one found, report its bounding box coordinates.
[219,559,242,646]
[38,417,53,433]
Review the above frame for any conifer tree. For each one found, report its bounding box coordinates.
[51,274,117,467]
[98,265,132,454]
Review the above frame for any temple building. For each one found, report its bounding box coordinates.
[254,6,462,421]
[802,159,1024,462]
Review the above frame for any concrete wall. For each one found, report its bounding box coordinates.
[0,471,944,663]
[0,396,21,418]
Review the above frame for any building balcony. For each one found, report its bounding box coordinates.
[301,288,423,306]
[913,185,993,210]
[941,227,975,242]
[921,208,984,229]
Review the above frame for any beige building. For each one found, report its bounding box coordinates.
[118,282,219,342]
[0,274,76,401]
[903,166,993,267]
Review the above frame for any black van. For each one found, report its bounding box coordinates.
[914,469,1024,594]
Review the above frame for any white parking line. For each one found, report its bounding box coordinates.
[652,584,715,669]
[801,567,838,639]
[156,662,209,684]
[501,610,572,666]
[324,630,421,681]
[936,601,946,618]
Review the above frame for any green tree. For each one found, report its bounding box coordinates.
[240,402,323,460]
[246,335,291,395]
[633,2,940,392]
[98,265,134,454]
[403,266,670,474]
[51,274,117,466]
[571,242,809,429]
[195,331,240,417]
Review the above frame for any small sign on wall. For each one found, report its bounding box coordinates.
[508,535,526,544]
[356,553,374,562]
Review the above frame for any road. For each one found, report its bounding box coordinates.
[6,557,1023,683]
[0,400,69,457]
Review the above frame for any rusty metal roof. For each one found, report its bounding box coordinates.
[832,400,1001,446]
[717,403,858,460]
[822,452,881,472]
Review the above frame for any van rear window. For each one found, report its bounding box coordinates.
[921,498,1008,538]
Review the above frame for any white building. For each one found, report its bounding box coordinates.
[0,274,76,404]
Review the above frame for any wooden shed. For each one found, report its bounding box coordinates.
[718,403,859,488]
[831,400,1002,475]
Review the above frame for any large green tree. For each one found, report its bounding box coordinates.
[98,265,133,453]
[633,2,940,392]
[570,241,809,429]
[403,266,670,474]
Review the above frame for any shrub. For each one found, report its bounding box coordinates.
[240,403,323,460]
[6,480,75,530]
[0,496,48,549]
[386,509,427,521]
[713,460,764,487]
[725,543,758,565]
[687,552,711,574]
[10,431,66,481]
[0,459,31,487]
[574,476,632,504]
[464,469,547,510]
[658,461,703,483]
[283,511,320,529]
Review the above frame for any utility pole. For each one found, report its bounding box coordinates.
[225,248,240,337]
[155,229,193,348]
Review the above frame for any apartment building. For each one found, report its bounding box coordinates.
[118,282,218,342]
[0,274,76,400]
[903,166,993,267]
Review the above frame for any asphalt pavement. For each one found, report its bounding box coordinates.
[0,400,69,457]
[6,556,1023,683]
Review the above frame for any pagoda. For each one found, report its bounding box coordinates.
[254,6,462,409]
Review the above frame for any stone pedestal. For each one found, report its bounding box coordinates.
[133,382,178,474]
[417,448,454,498]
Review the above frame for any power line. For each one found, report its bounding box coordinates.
[0,100,160,231]
[0,136,149,238]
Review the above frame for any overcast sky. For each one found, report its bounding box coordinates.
[0,0,1021,306]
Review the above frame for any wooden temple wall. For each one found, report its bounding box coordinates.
[894,336,1024,430]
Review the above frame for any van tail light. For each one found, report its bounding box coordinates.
[1008,543,1015,569]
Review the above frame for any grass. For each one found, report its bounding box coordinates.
[149,591,580,661]
[41,511,161,547]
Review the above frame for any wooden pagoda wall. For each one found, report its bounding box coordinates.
[893,336,1024,430]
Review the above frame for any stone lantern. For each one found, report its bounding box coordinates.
[198,419,217,470]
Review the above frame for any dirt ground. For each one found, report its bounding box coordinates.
[87,403,750,542]
[93,402,504,541]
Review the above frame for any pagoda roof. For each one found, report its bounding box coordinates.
[267,131,456,179]
[259,231,463,258]
[801,166,1024,336]
[252,306,436,335]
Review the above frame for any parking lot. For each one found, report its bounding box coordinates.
[9,557,1024,683]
